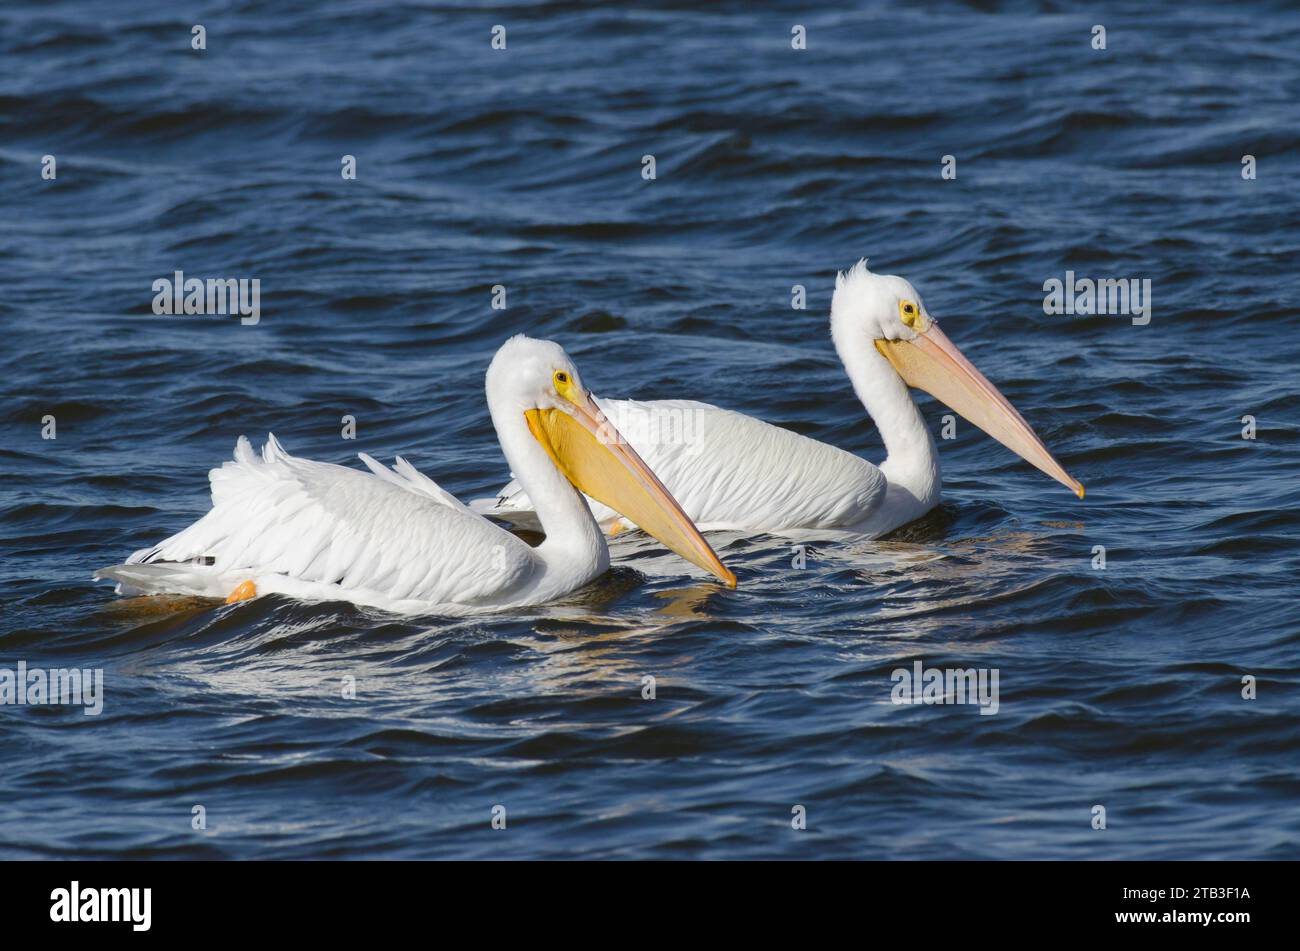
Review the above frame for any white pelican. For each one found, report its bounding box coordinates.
[473,262,1083,537]
[95,335,735,614]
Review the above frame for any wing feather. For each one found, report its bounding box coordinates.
[471,399,887,532]
[130,435,535,605]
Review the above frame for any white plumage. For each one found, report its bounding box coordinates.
[96,335,734,614]
[478,397,888,532]
[101,434,536,612]
[473,262,1082,538]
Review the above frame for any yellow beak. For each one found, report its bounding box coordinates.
[876,322,1085,499]
[524,393,737,588]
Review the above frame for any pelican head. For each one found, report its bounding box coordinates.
[831,261,1083,498]
[487,335,736,586]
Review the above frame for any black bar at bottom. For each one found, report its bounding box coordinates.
[0,859,1278,937]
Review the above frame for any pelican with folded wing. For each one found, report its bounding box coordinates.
[96,335,735,614]
[474,262,1082,537]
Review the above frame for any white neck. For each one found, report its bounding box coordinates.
[832,327,942,518]
[489,401,608,596]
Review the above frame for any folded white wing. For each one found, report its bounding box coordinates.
[126,434,535,605]
[472,398,887,532]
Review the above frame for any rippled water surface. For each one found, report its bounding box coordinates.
[2,1,1298,859]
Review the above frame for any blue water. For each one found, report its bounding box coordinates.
[1,1,1298,859]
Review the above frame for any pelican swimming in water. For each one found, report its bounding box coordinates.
[474,262,1083,537]
[96,335,735,614]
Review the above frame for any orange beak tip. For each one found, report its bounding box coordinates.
[1075,483,1086,500]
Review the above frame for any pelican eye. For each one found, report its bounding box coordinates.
[899,300,921,328]
[554,371,569,385]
